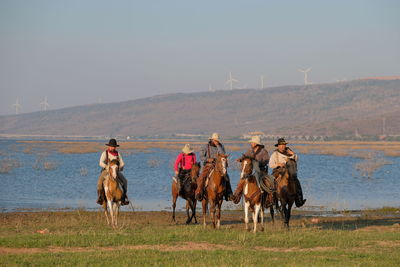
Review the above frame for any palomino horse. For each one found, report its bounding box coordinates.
[201,154,228,229]
[239,156,275,233]
[274,158,297,228]
[102,159,123,228]
[171,162,201,224]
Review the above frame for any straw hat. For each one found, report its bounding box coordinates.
[209,132,220,141]
[248,136,262,145]
[182,144,194,154]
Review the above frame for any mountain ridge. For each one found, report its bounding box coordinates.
[1,79,399,138]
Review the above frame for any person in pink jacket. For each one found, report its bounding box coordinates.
[173,144,197,193]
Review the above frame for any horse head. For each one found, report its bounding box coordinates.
[216,153,229,175]
[190,162,201,182]
[239,155,253,179]
[285,159,297,179]
[107,159,120,180]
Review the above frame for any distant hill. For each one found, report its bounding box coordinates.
[1,79,399,139]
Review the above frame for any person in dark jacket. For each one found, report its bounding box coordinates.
[195,133,234,201]
[233,136,270,203]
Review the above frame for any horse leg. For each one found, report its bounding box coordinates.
[216,199,222,229]
[107,200,114,227]
[270,206,275,225]
[286,201,294,229]
[260,204,265,232]
[193,199,198,224]
[244,200,250,231]
[209,200,216,229]
[202,199,207,228]
[253,203,261,233]
[281,202,289,228]
[172,190,177,223]
[186,200,193,224]
[102,201,110,226]
[114,204,120,228]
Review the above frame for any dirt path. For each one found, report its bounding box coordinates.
[0,242,340,255]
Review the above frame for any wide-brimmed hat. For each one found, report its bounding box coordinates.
[182,144,194,154]
[106,138,119,147]
[209,133,220,141]
[248,136,262,145]
[275,137,288,147]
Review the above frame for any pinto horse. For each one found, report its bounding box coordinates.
[201,154,228,229]
[275,158,297,228]
[171,162,201,224]
[239,156,275,233]
[102,159,123,228]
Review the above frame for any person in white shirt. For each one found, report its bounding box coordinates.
[97,139,129,205]
[269,138,306,207]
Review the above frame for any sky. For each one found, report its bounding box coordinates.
[0,0,399,115]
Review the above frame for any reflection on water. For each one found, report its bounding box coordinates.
[0,140,399,212]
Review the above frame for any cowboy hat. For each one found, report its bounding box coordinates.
[209,132,220,141]
[275,137,288,147]
[106,138,120,147]
[248,136,262,145]
[182,144,194,154]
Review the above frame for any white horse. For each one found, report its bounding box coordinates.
[102,159,123,228]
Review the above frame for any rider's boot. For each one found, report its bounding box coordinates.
[232,179,245,204]
[224,174,234,201]
[96,189,104,205]
[294,177,306,207]
[121,192,130,206]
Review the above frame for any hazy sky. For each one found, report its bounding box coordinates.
[1,0,399,115]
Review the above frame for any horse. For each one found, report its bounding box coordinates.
[239,156,275,233]
[201,153,228,229]
[171,162,201,224]
[274,158,297,228]
[102,159,123,228]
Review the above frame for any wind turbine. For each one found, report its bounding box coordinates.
[13,97,21,114]
[260,75,265,89]
[225,72,239,90]
[298,67,312,85]
[40,96,50,111]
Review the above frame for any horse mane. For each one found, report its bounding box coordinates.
[109,159,120,166]
[240,155,254,161]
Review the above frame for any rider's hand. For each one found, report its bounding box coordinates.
[174,171,179,175]
[286,148,294,156]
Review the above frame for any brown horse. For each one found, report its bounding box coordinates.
[239,156,275,233]
[201,154,228,229]
[275,158,297,228]
[102,159,123,228]
[171,162,201,224]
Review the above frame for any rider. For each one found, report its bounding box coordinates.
[195,133,234,201]
[269,137,306,207]
[97,138,129,206]
[173,144,197,193]
[233,136,270,204]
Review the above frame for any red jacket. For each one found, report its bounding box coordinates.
[174,153,196,172]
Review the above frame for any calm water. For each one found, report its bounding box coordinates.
[0,140,399,212]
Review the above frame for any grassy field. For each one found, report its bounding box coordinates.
[1,209,399,266]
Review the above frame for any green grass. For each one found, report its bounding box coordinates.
[1,211,399,266]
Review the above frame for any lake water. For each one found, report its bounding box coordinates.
[0,140,399,212]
